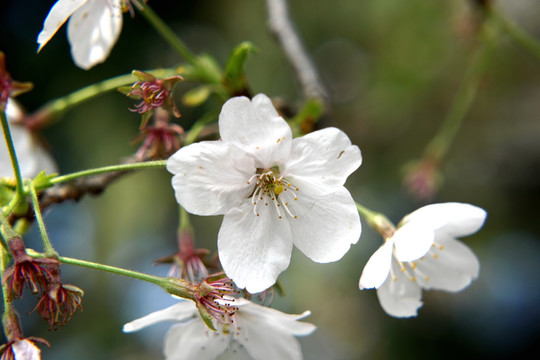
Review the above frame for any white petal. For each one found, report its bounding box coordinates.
[393,222,435,262]
[37,0,88,52]
[359,240,394,289]
[283,127,362,195]
[376,259,423,318]
[122,301,197,333]
[218,94,292,168]
[218,200,293,293]
[167,141,255,216]
[12,339,42,360]
[240,300,316,336]
[415,234,480,292]
[290,187,361,263]
[164,321,228,360]
[403,203,487,238]
[67,0,123,69]
[239,311,307,360]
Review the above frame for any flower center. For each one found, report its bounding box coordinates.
[247,166,299,220]
[391,242,445,283]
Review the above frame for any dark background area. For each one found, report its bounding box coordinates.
[1,0,540,359]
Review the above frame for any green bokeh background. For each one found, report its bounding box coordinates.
[1,0,540,359]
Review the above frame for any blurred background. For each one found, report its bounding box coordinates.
[1,0,540,359]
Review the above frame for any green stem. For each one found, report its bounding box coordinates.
[28,68,179,129]
[0,213,15,251]
[49,160,167,186]
[494,8,540,62]
[1,110,25,199]
[136,1,198,66]
[26,181,58,258]
[179,206,193,233]
[356,202,396,240]
[1,247,16,339]
[423,17,495,162]
[53,254,194,300]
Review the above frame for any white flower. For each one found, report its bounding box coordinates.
[37,0,123,70]
[1,100,57,179]
[359,202,487,317]
[2,338,43,360]
[123,298,316,360]
[166,94,362,293]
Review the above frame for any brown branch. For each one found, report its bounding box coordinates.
[266,0,328,102]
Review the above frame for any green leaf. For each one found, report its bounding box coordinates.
[196,302,217,331]
[33,170,58,190]
[182,86,211,107]
[223,42,257,92]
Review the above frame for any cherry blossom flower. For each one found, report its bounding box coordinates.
[37,0,124,70]
[123,298,316,360]
[359,202,487,318]
[167,94,362,293]
[1,100,57,179]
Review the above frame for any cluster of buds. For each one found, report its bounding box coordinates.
[32,263,84,329]
[132,108,184,160]
[120,70,184,159]
[1,237,57,299]
[122,70,183,127]
[2,237,83,329]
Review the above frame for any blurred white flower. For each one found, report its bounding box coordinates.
[1,100,57,179]
[167,94,362,293]
[1,338,45,360]
[359,203,487,317]
[123,298,316,360]
[37,0,123,70]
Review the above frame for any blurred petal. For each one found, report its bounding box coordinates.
[1,100,57,178]
[393,222,435,262]
[67,0,123,69]
[359,240,394,290]
[164,321,227,360]
[12,339,42,360]
[241,319,304,360]
[291,187,361,263]
[218,94,292,168]
[122,301,197,333]
[376,259,423,318]
[415,234,480,292]
[167,141,255,216]
[284,127,362,195]
[37,0,87,51]
[218,201,293,293]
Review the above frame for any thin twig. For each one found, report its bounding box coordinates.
[266,0,328,102]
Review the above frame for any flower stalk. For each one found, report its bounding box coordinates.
[47,160,167,187]
[0,111,24,200]
[26,181,57,258]
[356,202,395,240]
[135,1,198,65]
[26,68,179,130]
